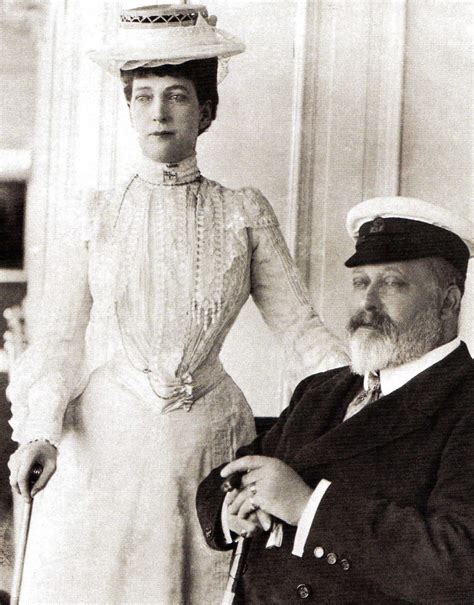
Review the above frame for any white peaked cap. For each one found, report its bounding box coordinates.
[347,196,474,255]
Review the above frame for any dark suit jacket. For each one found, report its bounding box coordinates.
[197,343,474,604]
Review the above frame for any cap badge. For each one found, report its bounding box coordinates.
[369,217,385,234]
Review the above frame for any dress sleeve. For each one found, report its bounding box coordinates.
[242,188,349,386]
[7,191,95,446]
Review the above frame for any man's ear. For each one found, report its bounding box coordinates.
[440,285,462,319]
[198,100,212,133]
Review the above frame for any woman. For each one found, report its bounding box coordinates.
[8,5,347,604]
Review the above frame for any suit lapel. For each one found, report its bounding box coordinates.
[274,369,360,460]
[291,343,473,470]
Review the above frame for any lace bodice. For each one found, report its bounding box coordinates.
[8,155,348,445]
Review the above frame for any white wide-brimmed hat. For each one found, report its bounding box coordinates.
[88,3,245,81]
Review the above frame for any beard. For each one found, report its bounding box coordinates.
[347,304,444,376]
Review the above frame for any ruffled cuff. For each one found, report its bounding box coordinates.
[8,376,70,446]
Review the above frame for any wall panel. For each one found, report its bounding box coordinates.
[400,0,473,347]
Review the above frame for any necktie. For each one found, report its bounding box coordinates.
[343,371,381,421]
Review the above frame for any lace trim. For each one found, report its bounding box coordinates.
[110,178,279,325]
[110,178,280,385]
[192,182,279,326]
[192,179,225,325]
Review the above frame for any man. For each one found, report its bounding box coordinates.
[196,197,474,604]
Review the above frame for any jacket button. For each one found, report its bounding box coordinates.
[204,526,213,539]
[326,552,338,565]
[313,546,325,559]
[340,558,351,571]
[296,583,312,599]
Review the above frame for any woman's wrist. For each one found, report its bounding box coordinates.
[24,438,58,450]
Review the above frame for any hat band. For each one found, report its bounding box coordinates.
[120,5,209,29]
[115,16,218,50]
[120,15,198,29]
[120,20,196,29]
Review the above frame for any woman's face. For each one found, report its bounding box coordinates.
[129,74,211,164]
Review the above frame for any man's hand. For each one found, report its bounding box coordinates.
[225,487,273,538]
[227,507,263,539]
[8,441,57,502]
[222,456,312,526]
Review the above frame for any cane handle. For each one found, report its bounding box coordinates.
[28,464,43,490]
[221,472,243,493]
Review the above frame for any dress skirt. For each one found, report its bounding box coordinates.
[19,358,256,604]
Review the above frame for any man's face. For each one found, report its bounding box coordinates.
[347,259,444,375]
[130,75,208,164]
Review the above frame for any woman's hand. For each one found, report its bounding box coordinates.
[222,456,313,526]
[8,441,58,502]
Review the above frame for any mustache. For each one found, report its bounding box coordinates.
[347,309,397,338]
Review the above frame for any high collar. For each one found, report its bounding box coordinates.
[136,153,201,186]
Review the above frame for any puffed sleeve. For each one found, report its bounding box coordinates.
[7,191,95,446]
[242,188,349,386]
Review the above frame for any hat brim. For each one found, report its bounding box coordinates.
[88,28,244,77]
[345,248,438,268]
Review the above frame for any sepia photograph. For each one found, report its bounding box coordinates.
[0,0,473,602]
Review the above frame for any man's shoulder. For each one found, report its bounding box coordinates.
[435,341,474,396]
[293,366,352,400]
[447,345,474,407]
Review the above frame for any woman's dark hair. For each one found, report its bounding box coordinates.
[120,57,219,131]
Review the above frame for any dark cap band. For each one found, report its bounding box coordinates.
[345,217,470,276]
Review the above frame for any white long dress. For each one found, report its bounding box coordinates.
[8,154,346,604]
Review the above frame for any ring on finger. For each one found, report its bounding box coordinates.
[249,483,257,496]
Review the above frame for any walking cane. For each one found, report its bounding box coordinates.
[10,464,43,605]
[221,536,250,605]
[220,472,250,605]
